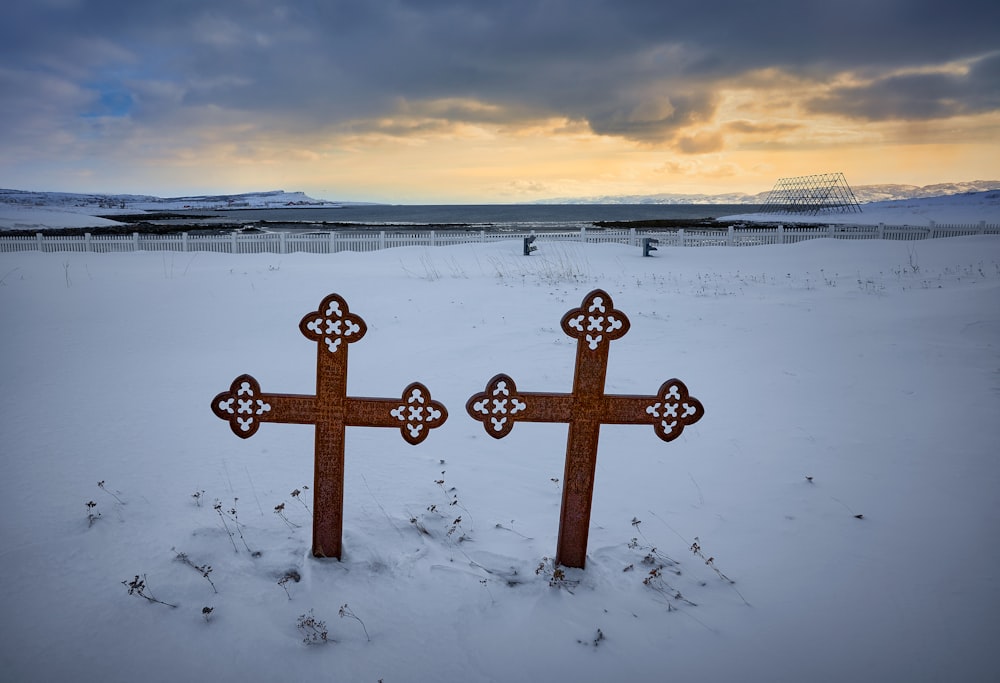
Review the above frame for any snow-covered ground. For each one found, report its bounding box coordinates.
[0,190,338,230]
[721,189,1000,225]
[1,204,998,682]
[0,204,128,230]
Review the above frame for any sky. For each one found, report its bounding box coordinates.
[2,0,999,203]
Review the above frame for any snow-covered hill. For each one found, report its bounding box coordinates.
[0,188,337,212]
[0,189,342,230]
[723,189,1000,226]
[536,180,1000,205]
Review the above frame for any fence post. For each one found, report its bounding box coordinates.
[279,231,287,254]
[629,227,636,247]
[36,232,44,252]
[777,224,784,244]
[133,232,140,252]
[980,220,986,234]
[580,226,587,243]
[480,230,486,243]
[329,232,337,253]
[231,232,238,254]
[85,233,92,252]
[430,230,436,247]
[379,231,386,251]
[678,228,685,247]
[182,233,189,252]
[727,225,734,246]
[827,224,834,239]
[878,223,885,239]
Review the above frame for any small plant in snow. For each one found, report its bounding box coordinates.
[278,570,300,600]
[98,480,125,505]
[408,513,431,535]
[409,469,476,542]
[446,515,465,539]
[174,549,218,593]
[642,565,697,610]
[690,536,749,605]
[831,496,864,520]
[629,518,680,571]
[214,500,238,552]
[577,628,605,648]
[479,578,496,604]
[690,537,733,582]
[535,557,578,592]
[226,500,258,555]
[628,518,701,611]
[191,489,205,507]
[274,502,300,529]
[202,606,214,622]
[215,498,260,556]
[122,574,177,608]
[297,609,330,645]
[85,500,101,527]
[339,603,371,642]
[494,519,531,539]
[435,471,474,533]
[290,486,311,515]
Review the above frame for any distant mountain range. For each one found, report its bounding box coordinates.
[0,189,342,211]
[2,181,999,210]
[534,180,1000,205]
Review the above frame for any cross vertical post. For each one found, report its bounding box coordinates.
[466,289,704,568]
[212,293,447,559]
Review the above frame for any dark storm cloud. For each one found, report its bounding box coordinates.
[2,0,999,148]
[808,52,1000,120]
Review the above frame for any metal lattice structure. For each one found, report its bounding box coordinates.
[760,172,862,215]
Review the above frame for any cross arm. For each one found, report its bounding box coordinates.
[466,373,574,438]
[346,382,448,445]
[211,374,317,438]
[603,378,704,441]
[466,375,704,442]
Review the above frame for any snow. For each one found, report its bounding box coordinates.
[1,214,999,681]
[0,204,128,230]
[0,190,339,230]
[722,189,1000,225]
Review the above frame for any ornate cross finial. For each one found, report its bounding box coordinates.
[212,293,448,559]
[467,289,704,568]
[561,289,630,351]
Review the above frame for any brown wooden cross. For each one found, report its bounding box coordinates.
[466,289,704,569]
[211,293,448,559]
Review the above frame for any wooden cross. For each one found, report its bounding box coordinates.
[211,293,448,559]
[466,289,704,569]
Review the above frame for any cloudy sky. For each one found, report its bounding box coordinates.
[2,0,998,202]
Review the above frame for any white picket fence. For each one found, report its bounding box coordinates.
[1,221,997,254]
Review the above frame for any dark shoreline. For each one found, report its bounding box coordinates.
[5,216,806,238]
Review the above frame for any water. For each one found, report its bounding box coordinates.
[178,204,759,231]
